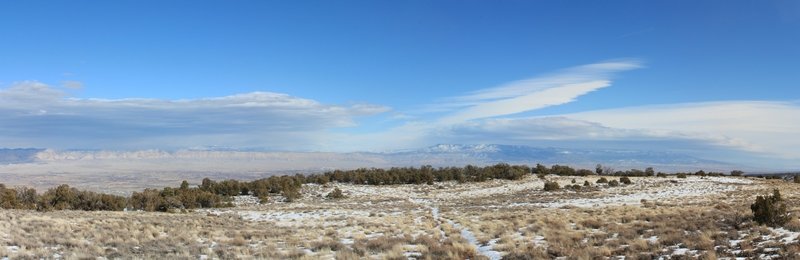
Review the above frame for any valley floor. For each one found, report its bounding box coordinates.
[2,175,800,259]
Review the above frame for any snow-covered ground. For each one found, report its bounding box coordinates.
[204,208,371,227]
[448,220,501,260]
[309,175,754,209]
[4,174,784,260]
[535,176,753,208]
[192,175,765,259]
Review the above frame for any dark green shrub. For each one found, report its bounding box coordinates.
[543,181,560,191]
[180,180,190,190]
[41,184,77,210]
[751,189,789,227]
[326,187,345,199]
[596,177,608,184]
[608,180,620,187]
[15,187,37,209]
[282,187,301,202]
[0,184,18,209]
[571,179,577,184]
[730,170,744,177]
[619,177,632,185]
[550,165,576,176]
[676,173,687,179]
[583,181,591,187]
[656,172,667,178]
[645,167,655,176]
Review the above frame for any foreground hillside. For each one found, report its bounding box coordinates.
[2,174,800,259]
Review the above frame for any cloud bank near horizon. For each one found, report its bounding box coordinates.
[0,81,389,150]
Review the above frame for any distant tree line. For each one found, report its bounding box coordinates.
[307,163,531,185]
[0,183,127,211]
[0,163,756,213]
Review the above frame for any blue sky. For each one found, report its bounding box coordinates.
[1,1,799,168]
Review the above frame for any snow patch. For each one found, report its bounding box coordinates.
[530,176,747,208]
[770,227,800,243]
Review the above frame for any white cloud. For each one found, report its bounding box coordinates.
[0,81,390,150]
[448,117,642,141]
[565,101,800,158]
[422,101,800,168]
[0,81,65,107]
[441,80,611,124]
[435,59,642,124]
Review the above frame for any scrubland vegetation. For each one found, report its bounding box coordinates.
[2,164,800,259]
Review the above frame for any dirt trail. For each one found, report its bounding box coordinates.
[410,198,501,260]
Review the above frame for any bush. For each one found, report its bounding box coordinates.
[0,184,17,209]
[596,177,608,184]
[619,177,632,185]
[645,167,655,176]
[608,180,620,187]
[40,184,77,210]
[571,179,576,184]
[676,173,687,179]
[543,181,560,191]
[656,172,667,178]
[326,187,345,199]
[751,189,789,227]
[575,169,594,176]
[550,165,576,176]
[283,187,301,202]
[15,187,37,209]
[533,164,549,175]
[583,180,591,187]
[730,170,744,176]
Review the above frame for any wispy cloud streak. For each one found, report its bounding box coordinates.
[435,60,642,123]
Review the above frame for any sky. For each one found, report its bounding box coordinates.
[1,1,799,169]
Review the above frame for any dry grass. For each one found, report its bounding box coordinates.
[3,175,800,259]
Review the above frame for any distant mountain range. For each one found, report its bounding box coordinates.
[0,148,44,164]
[390,144,734,171]
[1,144,739,172]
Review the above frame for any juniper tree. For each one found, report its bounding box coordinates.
[751,189,789,227]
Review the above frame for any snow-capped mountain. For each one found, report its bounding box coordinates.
[391,144,732,171]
